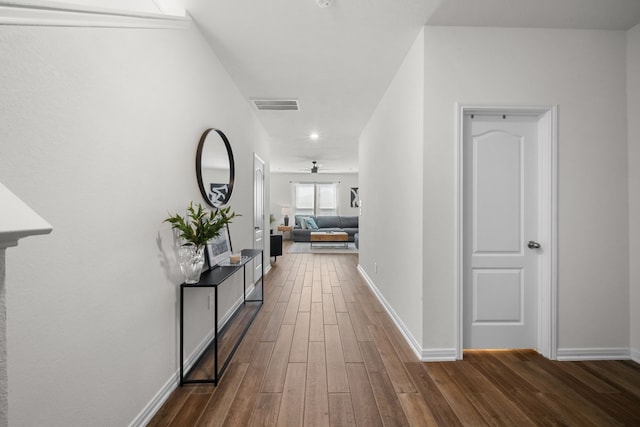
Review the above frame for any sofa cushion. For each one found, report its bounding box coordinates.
[341,228,358,237]
[340,216,358,228]
[305,217,319,230]
[315,216,341,228]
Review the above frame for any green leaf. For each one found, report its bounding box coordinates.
[163,202,241,251]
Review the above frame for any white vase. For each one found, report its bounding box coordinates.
[179,245,205,284]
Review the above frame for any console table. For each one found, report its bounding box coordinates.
[180,248,263,386]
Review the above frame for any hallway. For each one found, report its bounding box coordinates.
[149,251,640,426]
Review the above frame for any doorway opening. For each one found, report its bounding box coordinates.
[254,154,265,285]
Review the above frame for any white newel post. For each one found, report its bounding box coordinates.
[0,183,53,426]
[0,248,6,426]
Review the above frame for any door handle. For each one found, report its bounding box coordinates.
[528,241,541,249]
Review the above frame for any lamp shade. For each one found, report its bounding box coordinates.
[281,207,290,216]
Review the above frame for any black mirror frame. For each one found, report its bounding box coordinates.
[195,128,235,208]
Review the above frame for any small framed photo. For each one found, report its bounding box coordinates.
[206,226,233,269]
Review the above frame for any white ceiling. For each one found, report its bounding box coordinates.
[186,0,640,174]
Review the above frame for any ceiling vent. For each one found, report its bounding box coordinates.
[252,99,299,111]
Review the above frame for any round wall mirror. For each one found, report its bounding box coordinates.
[196,128,235,208]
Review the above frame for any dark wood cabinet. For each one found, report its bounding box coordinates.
[270,234,282,261]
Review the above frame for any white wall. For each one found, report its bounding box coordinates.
[0,19,268,426]
[359,29,425,353]
[421,27,629,354]
[269,172,359,225]
[628,23,640,362]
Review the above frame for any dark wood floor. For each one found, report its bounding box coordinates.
[149,246,640,426]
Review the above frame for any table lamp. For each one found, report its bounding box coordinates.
[281,207,290,226]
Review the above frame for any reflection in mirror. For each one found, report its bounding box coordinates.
[196,128,235,208]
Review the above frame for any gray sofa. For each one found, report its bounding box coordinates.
[292,215,359,242]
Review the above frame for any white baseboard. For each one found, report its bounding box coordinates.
[356,265,423,360]
[129,285,256,427]
[421,348,457,362]
[355,264,639,366]
[357,265,455,362]
[129,370,179,427]
[556,347,631,361]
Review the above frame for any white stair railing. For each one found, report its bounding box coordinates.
[0,182,53,425]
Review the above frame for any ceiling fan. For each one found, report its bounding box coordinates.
[295,159,333,173]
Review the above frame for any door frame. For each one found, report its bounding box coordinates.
[455,104,558,360]
[253,153,265,283]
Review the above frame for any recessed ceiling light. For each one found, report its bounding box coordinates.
[309,132,319,141]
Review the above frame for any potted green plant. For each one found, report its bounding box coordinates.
[165,202,238,283]
[269,213,276,235]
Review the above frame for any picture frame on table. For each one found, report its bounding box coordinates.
[205,225,233,269]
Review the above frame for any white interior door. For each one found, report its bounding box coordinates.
[463,113,540,349]
[253,154,265,285]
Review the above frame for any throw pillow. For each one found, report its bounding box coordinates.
[299,217,307,229]
[305,217,319,230]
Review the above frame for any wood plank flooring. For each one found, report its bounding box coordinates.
[149,247,640,426]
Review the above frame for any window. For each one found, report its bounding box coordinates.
[291,182,338,217]
[316,183,337,216]
[294,183,315,217]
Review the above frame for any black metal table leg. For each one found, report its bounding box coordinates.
[214,285,219,384]
[179,285,184,385]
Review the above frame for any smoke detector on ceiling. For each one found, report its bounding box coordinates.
[316,0,333,8]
